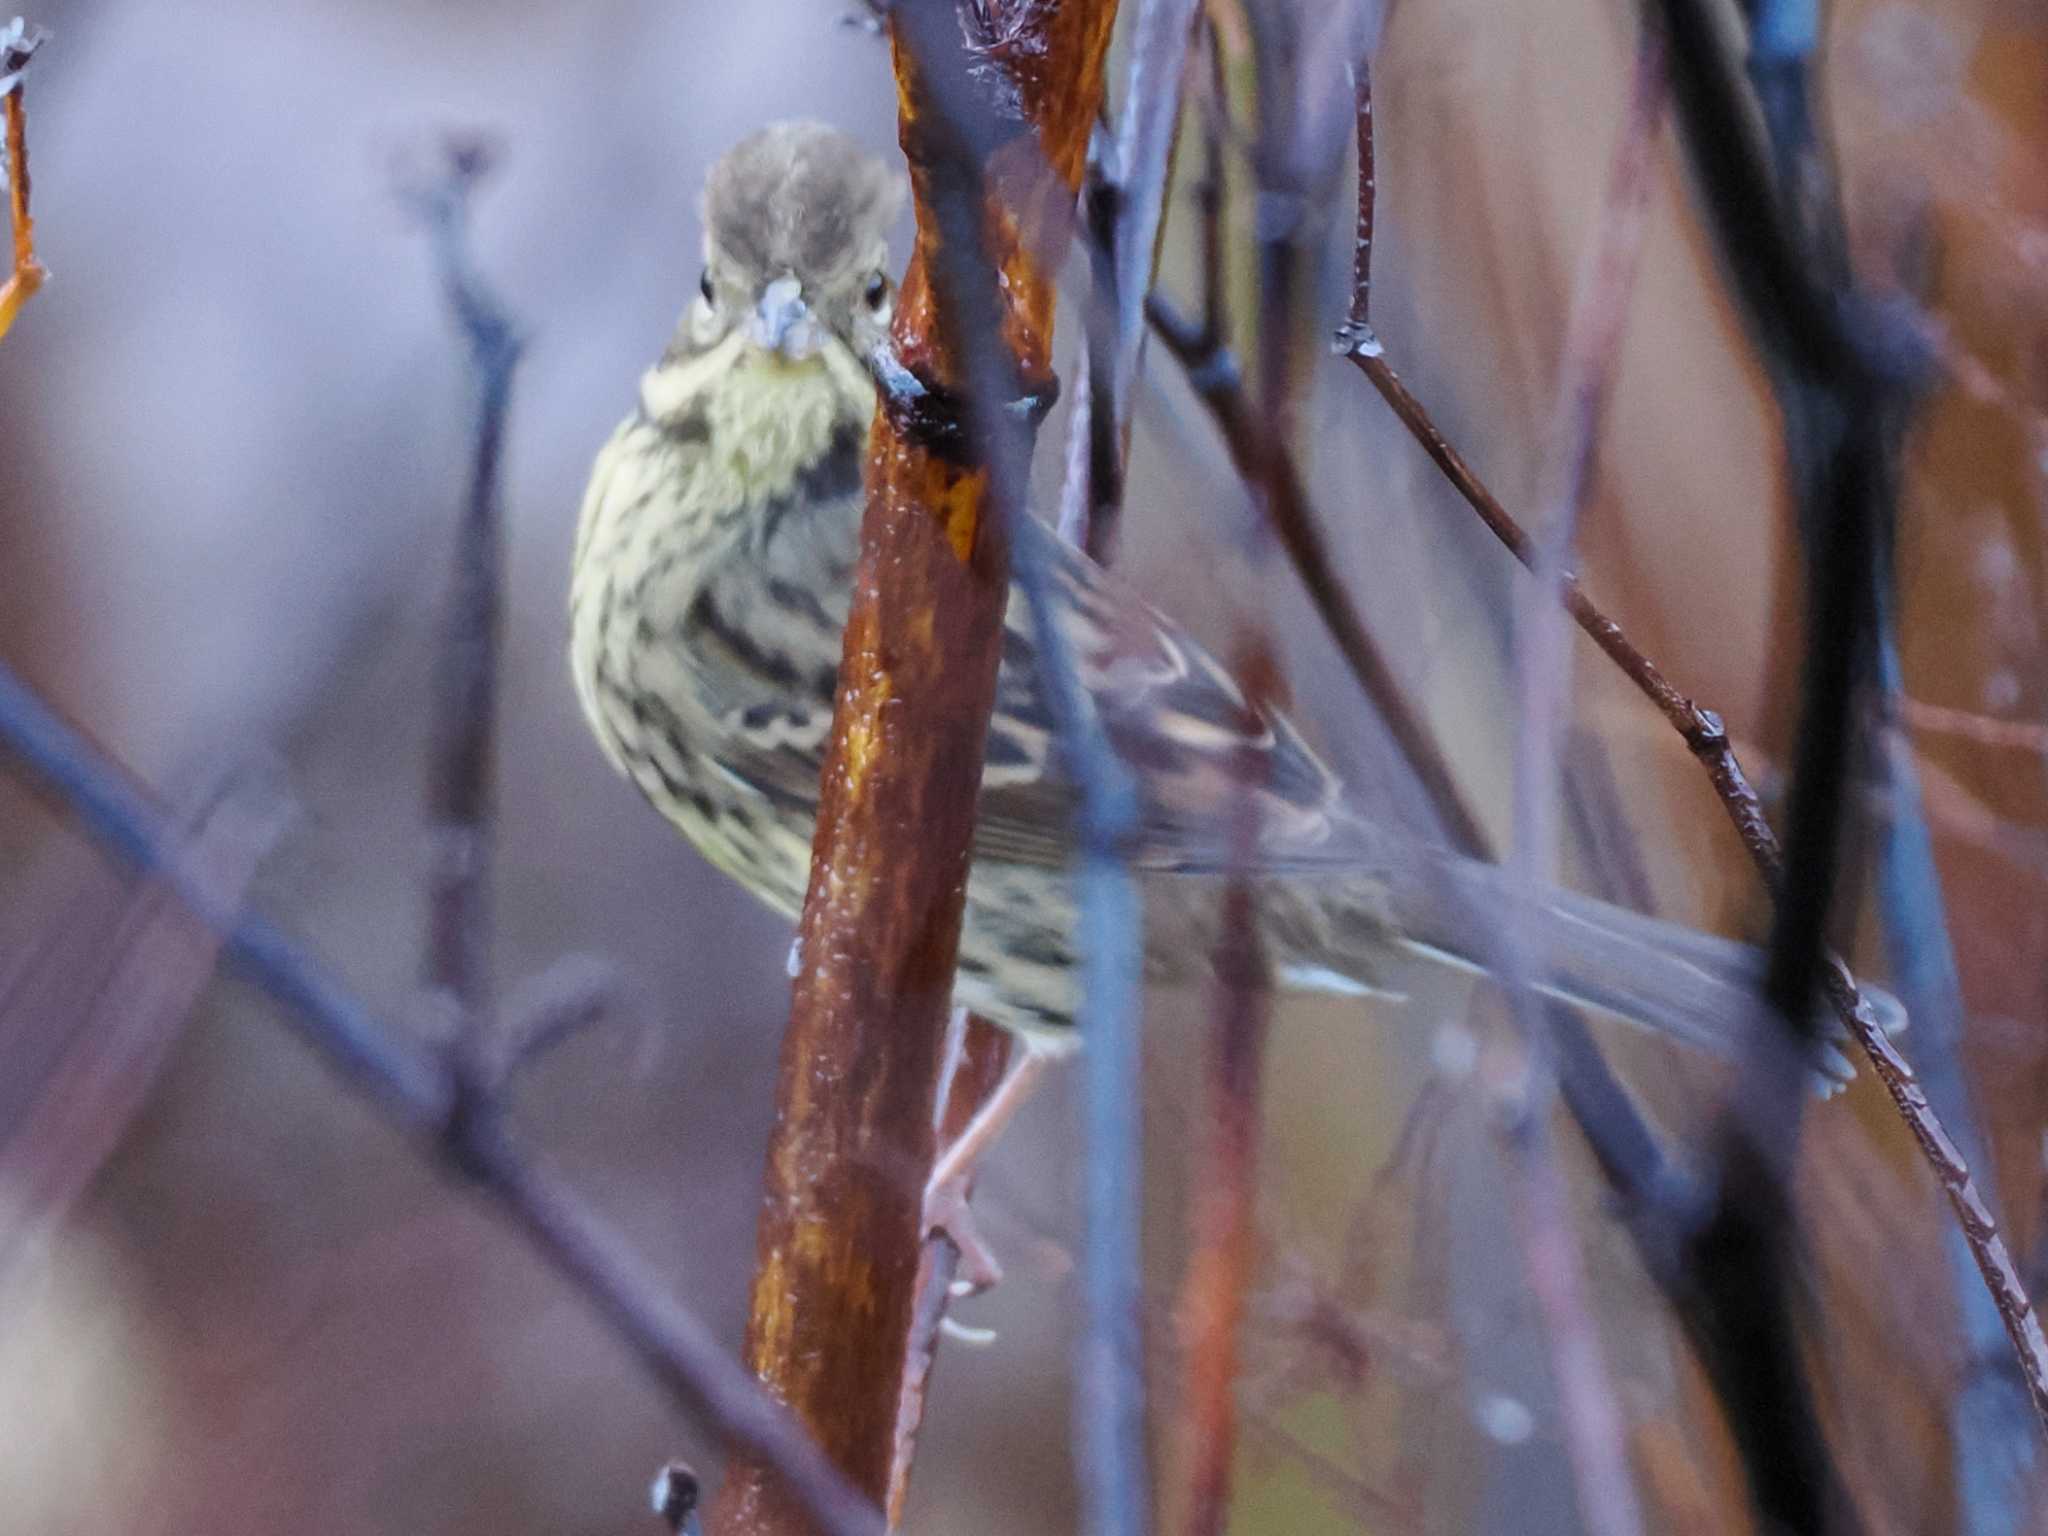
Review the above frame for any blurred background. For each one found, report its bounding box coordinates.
[1,0,2044,1531]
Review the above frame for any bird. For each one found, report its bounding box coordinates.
[569,120,1895,1128]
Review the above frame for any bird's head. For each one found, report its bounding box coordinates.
[684,121,905,372]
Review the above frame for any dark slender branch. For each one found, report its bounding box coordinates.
[1740,13,2031,1513]
[409,139,521,1043]
[1345,60,1372,332]
[1065,137,1123,559]
[1656,5,1945,1527]
[0,662,885,1536]
[1194,25,1226,355]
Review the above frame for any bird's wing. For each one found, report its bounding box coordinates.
[972,519,1372,875]
[693,502,1371,876]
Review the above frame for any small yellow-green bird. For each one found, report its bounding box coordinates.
[569,120,1891,1079]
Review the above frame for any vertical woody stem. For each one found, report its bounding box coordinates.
[708,2,1119,1531]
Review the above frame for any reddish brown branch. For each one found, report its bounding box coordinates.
[0,21,48,343]
[1175,633,1278,1536]
[708,2,1119,1530]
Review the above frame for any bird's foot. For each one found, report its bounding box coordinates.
[923,1160,1005,1297]
[869,342,1059,462]
[918,1042,1054,1297]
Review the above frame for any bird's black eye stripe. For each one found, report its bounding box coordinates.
[863,272,888,310]
[699,268,715,304]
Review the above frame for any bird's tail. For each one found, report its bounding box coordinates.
[1278,855,1905,1087]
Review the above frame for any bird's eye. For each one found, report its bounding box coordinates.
[699,268,715,305]
[863,273,889,310]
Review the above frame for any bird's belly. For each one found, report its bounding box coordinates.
[634,749,816,919]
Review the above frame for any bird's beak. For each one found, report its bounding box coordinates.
[751,275,818,361]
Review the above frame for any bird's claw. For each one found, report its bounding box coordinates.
[924,1162,1004,1297]
[870,343,1059,461]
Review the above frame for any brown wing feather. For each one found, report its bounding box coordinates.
[694,500,1370,878]
[972,521,1366,874]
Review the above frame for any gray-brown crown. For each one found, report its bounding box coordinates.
[703,121,902,281]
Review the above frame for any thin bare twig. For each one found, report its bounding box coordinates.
[1339,24,1817,1529]
[405,137,521,1058]
[0,19,48,343]
[1344,60,1371,332]
[1333,0,2048,1487]
[1350,303,2048,1441]
[0,663,886,1536]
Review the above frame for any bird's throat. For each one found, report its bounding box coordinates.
[641,339,875,508]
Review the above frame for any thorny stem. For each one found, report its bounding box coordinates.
[0,21,47,343]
